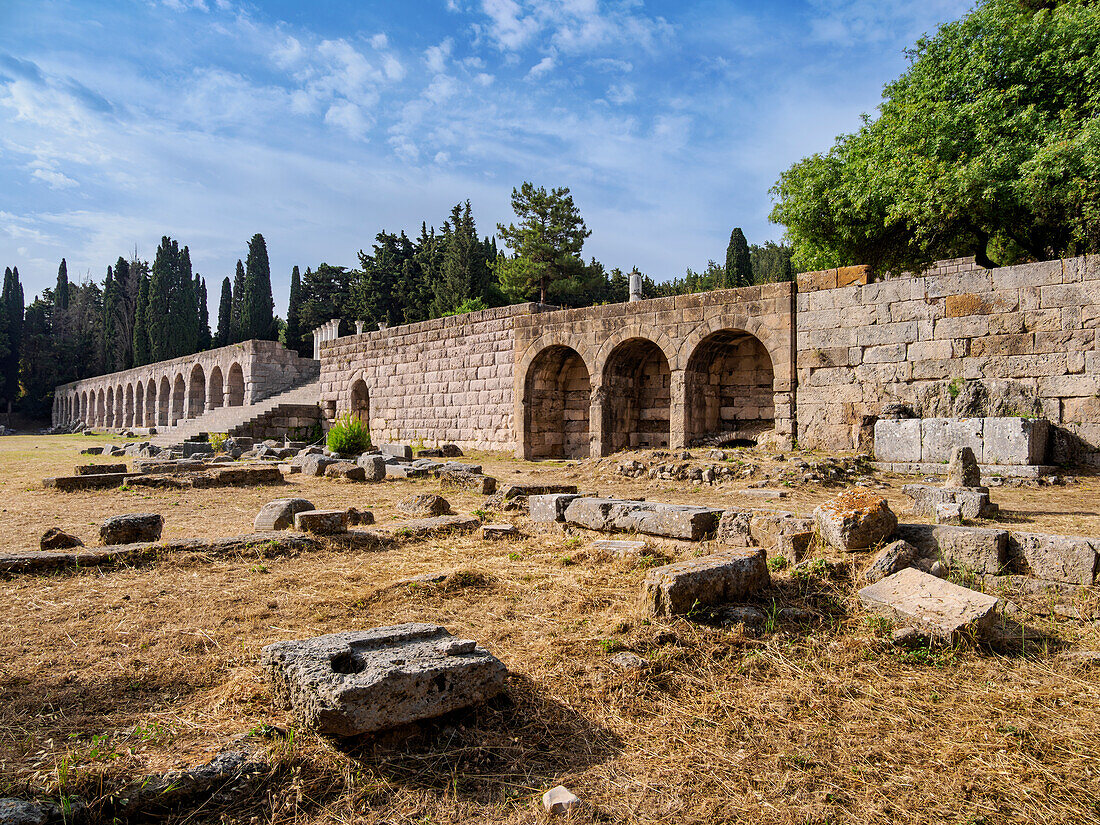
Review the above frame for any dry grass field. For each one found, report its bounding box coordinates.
[2,433,1100,824]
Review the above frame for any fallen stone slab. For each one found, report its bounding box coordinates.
[902,484,997,520]
[43,472,141,491]
[399,494,450,517]
[863,539,919,583]
[133,459,206,474]
[101,513,163,545]
[386,463,429,479]
[565,497,723,541]
[0,796,88,825]
[715,509,754,547]
[944,445,981,488]
[40,528,83,551]
[389,515,482,540]
[814,490,897,551]
[261,623,507,736]
[740,488,790,499]
[325,462,367,482]
[641,549,769,616]
[481,524,518,540]
[857,567,999,642]
[593,539,647,556]
[357,454,387,481]
[749,511,815,549]
[894,523,1008,575]
[380,443,413,460]
[438,470,497,495]
[499,483,579,500]
[294,510,348,535]
[344,507,375,526]
[127,466,284,489]
[80,445,104,455]
[300,454,336,477]
[871,461,1056,479]
[74,463,127,475]
[528,493,580,523]
[1008,532,1099,586]
[934,503,964,525]
[774,531,813,566]
[255,498,316,531]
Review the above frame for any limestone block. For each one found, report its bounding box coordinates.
[398,494,450,517]
[921,418,983,463]
[934,503,964,525]
[813,491,897,551]
[982,417,1049,465]
[300,455,336,477]
[325,462,367,482]
[293,509,348,535]
[529,493,580,523]
[858,568,998,642]
[356,454,387,481]
[100,513,163,546]
[894,523,1007,575]
[774,531,813,565]
[715,508,753,547]
[749,512,814,548]
[75,463,127,475]
[564,498,723,541]
[944,446,982,488]
[40,528,84,551]
[255,498,316,531]
[874,419,921,462]
[902,485,997,520]
[641,549,769,616]
[1008,532,1099,585]
[381,443,413,460]
[863,539,918,583]
[261,623,506,736]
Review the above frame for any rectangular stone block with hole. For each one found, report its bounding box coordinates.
[261,623,507,736]
[873,419,921,462]
[894,523,1008,575]
[1007,532,1099,585]
[641,549,769,616]
[858,567,999,642]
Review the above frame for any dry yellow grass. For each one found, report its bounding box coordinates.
[1,434,1099,824]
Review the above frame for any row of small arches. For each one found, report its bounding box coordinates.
[57,363,245,428]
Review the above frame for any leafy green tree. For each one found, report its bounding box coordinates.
[215,277,233,347]
[725,228,751,287]
[243,233,275,340]
[750,241,794,283]
[285,265,303,355]
[299,264,353,335]
[496,182,591,302]
[18,297,56,418]
[771,0,1100,272]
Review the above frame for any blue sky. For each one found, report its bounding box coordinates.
[0,0,971,315]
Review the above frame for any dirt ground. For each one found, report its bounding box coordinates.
[1,433,1099,824]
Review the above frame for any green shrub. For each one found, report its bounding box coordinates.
[326,413,371,455]
[208,432,228,453]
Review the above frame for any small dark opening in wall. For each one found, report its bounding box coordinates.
[729,438,757,448]
[330,651,364,674]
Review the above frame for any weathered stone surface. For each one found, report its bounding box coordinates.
[593,538,647,556]
[641,549,769,616]
[261,623,507,736]
[344,507,375,526]
[874,418,921,462]
[894,523,1008,575]
[608,650,647,670]
[438,470,497,495]
[863,540,918,583]
[983,417,1049,465]
[749,511,815,549]
[716,509,753,546]
[922,418,983,465]
[902,484,997,519]
[858,567,999,641]
[528,493,580,523]
[380,443,413,460]
[386,463,428,479]
[481,524,517,540]
[813,491,897,551]
[300,455,336,477]
[398,494,450,517]
[325,462,367,482]
[74,463,127,475]
[39,528,84,551]
[390,515,481,539]
[934,502,964,525]
[255,498,316,531]
[774,530,813,565]
[100,513,163,546]
[1008,532,1099,585]
[542,786,581,816]
[565,497,723,541]
[441,443,463,457]
[356,454,387,481]
[0,796,86,825]
[293,509,349,534]
[500,483,579,500]
[43,472,137,491]
[945,446,981,488]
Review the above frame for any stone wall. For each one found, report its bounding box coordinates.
[795,255,1100,464]
[318,304,544,451]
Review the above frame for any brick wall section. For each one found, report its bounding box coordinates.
[228,403,321,441]
[318,304,545,451]
[795,255,1100,462]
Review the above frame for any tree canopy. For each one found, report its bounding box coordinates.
[770,0,1100,272]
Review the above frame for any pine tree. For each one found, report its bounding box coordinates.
[132,272,151,366]
[243,234,274,340]
[725,228,752,287]
[216,277,232,347]
[148,236,176,362]
[231,260,246,343]
[56,259,69,310]
[285,265,303,355]
[197,275,211,350]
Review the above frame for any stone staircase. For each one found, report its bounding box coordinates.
[150,381,321,447]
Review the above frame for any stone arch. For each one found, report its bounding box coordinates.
[97,388,105,427]
[116,385,125,427]
[81,391,89,425]
[171,373,186,425]
[601,337,672,453]
[684,328,777,446]
[135,382,145,427]
[158,376,171,427]
[350,378,369,422]
[188,364,206,418]
[523,345,591,460]
[226,363,245,407]
[124,383,135,428]
[675,315,789,383]
[106,386,116,428]
[145,380,157,428]
[208,365,224,409]
[592,324,678,381]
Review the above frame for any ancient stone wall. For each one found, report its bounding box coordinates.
[318,304,543,450]
[795,255,1100,464]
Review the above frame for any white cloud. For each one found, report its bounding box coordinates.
[324,100,371,139]
[434,151,450,164]
[475,72,494,87]
[807,0,971,46]
[479,0,540,50]
[606,82,634,104]
[31,166,79,190]
[370,33,389,49]
[424,74,459,104]
[424,38,454,74]
[527,55,555,78]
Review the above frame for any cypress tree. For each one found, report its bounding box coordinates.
[725,228,752,288]
[173,246,198,357]
[0,269,12,403]
[243,233,274,340]
[56,259,69,310]
[4,266,24,411]
[110,256,134,371]
[132,272,151,366]
[285,265,302,355]
[197,275,211,350]
[148,236,175,362]
[231,260,245,343]
[216,277,232,347]
[100,266,118,373]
